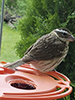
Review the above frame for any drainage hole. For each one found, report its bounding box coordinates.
[11,83,36,90]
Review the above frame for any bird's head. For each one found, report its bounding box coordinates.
[53,28,75,42]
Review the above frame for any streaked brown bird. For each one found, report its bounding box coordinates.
[4,28,75,72]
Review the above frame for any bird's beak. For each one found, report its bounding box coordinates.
[68,35,75,42]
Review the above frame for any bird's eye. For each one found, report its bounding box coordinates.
[62,33,67,36]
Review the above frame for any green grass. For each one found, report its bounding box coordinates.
[0,23,21,62]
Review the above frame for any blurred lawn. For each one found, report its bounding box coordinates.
[0,23,21,62]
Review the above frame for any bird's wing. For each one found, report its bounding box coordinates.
[24,34,66,61]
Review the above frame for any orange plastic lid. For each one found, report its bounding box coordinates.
[0,62,72,100]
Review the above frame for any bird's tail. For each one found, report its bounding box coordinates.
[4,59,25,69]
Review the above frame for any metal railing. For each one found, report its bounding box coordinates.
[0,0,5,55]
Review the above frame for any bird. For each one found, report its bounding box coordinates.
[4,28,75,73]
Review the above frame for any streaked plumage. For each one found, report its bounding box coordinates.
[4,28,75,72]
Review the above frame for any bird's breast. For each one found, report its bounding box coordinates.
[29,45,68,73]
